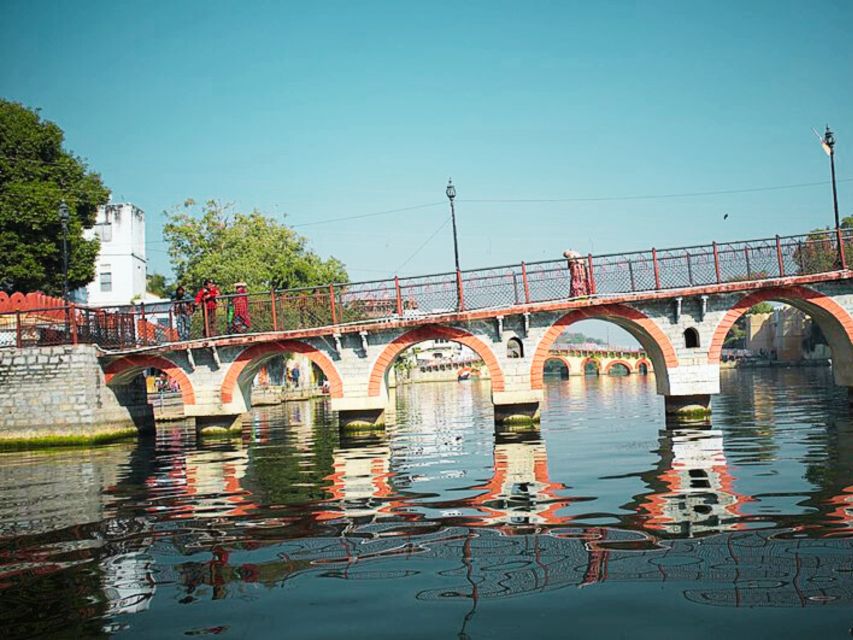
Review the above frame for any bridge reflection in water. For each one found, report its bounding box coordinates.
[0,370,852,638]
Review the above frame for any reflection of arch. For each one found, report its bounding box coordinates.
[104,355,196,405]
[636,358,651,374]
[581,357,600,375]
[708,286,853,368]
[368,326,504,396]
[221,340,343,404]
[606,359,632,375]
[530,304,679,391]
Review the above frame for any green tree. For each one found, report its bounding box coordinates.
[163,199,347,291]
[794,216,853,274]
[146,272,170,298]
[0,100,109,294]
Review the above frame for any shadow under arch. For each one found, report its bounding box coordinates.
[221,340,344,406]
[530,304,679,394]
[104,354,196,406]
[708,285,853,385]
[544,355,571,376]
[367,325,505,396]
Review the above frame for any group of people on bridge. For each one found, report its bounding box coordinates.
[171,280,251,340]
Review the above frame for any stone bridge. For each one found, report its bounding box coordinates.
[2,228,852,440]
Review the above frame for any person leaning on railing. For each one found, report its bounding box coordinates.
[194,280,220,337]
[171,285,196,341]
[564,250,590,297]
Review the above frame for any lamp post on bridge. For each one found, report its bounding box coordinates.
[59,201,70,302]
[446,178,463,310]
[822,125,840,230]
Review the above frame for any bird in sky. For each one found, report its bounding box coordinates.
[723,213,729,220]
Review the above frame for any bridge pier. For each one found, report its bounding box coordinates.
[664,394,712,420]
[493,390,542,425]
[193,414,243,436]
[332,397,387,430]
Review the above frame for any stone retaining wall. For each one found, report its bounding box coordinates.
[0,345,153,444]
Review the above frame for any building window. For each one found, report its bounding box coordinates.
[100,271,112,292]
[95,223,112,242]
[684,327,700,349]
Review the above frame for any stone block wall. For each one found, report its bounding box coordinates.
[0,345,153,442]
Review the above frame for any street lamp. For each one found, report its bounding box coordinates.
[822,125,840,230]
[446,178,460,272]
[59,201,69,302]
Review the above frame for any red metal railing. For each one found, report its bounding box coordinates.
[1,227,850,350]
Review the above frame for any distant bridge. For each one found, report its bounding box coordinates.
[1,227,852,435]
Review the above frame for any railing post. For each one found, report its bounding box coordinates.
[271,289,278,331]
[329,284,338,325]
[586,254,597,295]
[203,302,210,338]
[652,248,661,289]
[139,302,147,346]
[685,251,694,286]
[69,304,78,345]
[628,260,636,291]
[456,269,465,311]
[837,227,847,271]
[744,246,752,279]
[775,235,785,277]
[168,306,174,341]
[15,310,22,348]
[713,242,721,283]
[394,276,403,316]
[521,262,531,304]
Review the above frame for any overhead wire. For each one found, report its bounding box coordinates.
[393,216,452,275]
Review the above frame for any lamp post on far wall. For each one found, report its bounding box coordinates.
[446,178,460,272]
[822,126,840,230]
[59,201,69,302]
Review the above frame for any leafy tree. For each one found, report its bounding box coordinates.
[747,302,774,315]
[794,216,853,274]
[163,199,347,292]
[0,100,109,294]
[146,273,170,298]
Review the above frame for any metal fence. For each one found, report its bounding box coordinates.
[1,228,850,350]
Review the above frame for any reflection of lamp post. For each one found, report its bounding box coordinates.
[446,178,460,272]
[59,201,70,302]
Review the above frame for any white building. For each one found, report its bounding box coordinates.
[83,203,148,306]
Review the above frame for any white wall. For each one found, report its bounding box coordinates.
[84,203,147,307]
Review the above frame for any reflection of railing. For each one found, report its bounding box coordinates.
[1,228,850,350]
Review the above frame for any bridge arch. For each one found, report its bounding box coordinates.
[221,340,344,405]
[543,355,571,377]
[709,285,853,384]
[605,359,633,376]
[368,325,505,396]
[581,357,600,375]
[103,354,196,405]
[635,358,651,374]
[530,304,679,394]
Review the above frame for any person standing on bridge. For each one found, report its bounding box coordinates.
[228,282,251,333]
[564,250,590,297]
[171,285,195,341]
[195,280,220,337]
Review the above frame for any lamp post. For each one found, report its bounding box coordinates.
[446,178,460,272]
[59,201,70,302]
[823,126,840,230]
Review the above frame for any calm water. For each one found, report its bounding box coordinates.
[1,368,852,639]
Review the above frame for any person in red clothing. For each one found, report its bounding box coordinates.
[195,279,220,336]
[228,282,251,333]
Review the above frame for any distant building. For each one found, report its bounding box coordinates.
[745,308,830,361]
[83,203,148,306]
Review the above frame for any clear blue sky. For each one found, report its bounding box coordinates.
[2,1,851,344]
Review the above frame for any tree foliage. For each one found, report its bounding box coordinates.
[163,200,348,292]
[146,273,170,298]
[0,100,109,294]
[794,216,853,274]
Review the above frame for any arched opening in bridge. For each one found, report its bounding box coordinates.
[381,333,497,390]
[530,305,675,395]
[543,357,570,379]
[507,337,524,359]
[607,361,631,376]
[221,340,343,413]
[684,327,700,349]
[103,354,196,424]
[710,286,853,389]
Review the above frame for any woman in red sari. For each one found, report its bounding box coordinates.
[563,250,589,297]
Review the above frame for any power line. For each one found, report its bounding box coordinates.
[393,216,451,275]
[289,201,445,228]
[462,177,853,204]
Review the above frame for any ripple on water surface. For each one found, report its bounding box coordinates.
[0,367,851,639]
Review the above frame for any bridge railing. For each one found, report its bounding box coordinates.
[1,227,850,350]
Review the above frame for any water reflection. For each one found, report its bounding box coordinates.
[1,369,852,638]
